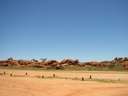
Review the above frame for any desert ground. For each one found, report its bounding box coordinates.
[0,69,128,96]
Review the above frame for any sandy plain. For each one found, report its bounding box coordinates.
[0,69,128,96]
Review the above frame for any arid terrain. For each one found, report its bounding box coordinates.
[0,69,128,96]
[0,57,128,71]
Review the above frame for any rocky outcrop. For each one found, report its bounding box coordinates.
[0,57,128,70]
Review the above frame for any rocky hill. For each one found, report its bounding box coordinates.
[0,57,128,70]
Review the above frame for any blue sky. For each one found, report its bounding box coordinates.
[0,0,128,61]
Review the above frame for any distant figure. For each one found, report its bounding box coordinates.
[10,73,13,77]
[3,72,6,75]
[42,75,44,78]
[89,75,92,79]
[53,74,55,78]
[25,72,28,76]
[82,77,84,81]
